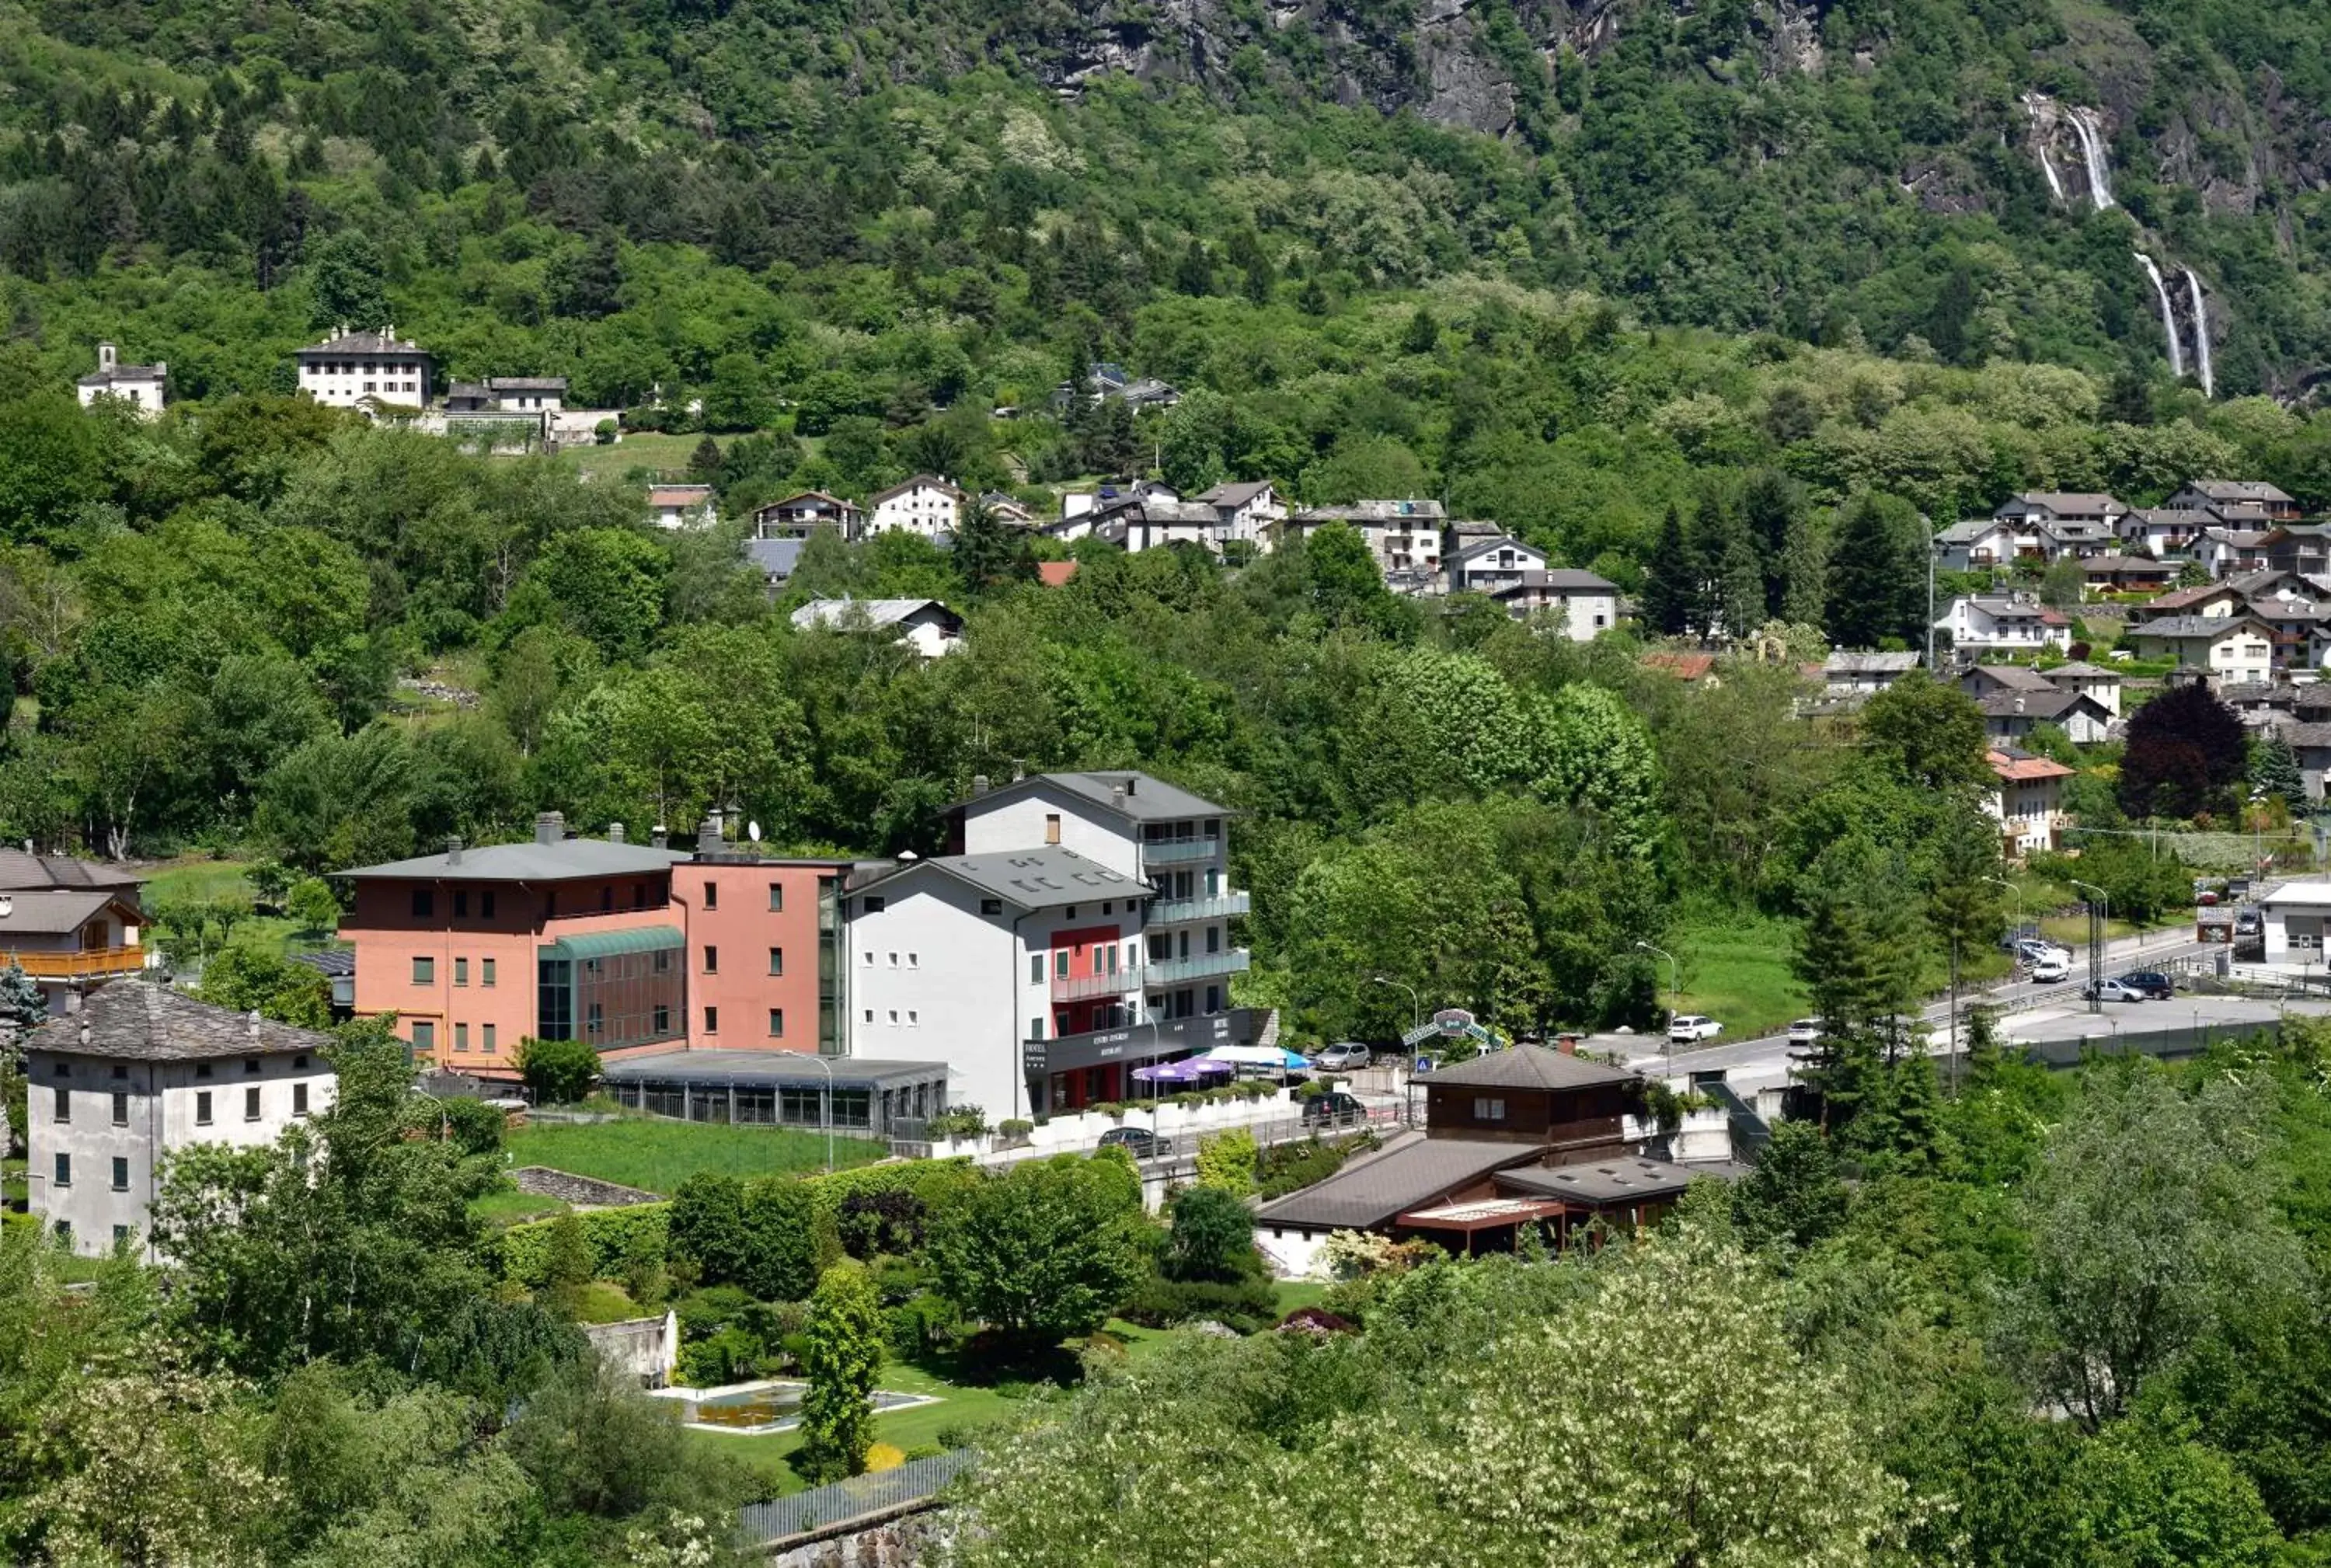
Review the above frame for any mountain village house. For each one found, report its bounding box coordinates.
[76,343,166,416]
[295,326,432,409]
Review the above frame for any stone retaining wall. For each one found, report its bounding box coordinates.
[511,1166,660,1207]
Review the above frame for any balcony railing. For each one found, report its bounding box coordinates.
[1141,950,1250,988]
[1147,891,1250,925]
[5,945,148,981]
[1140,838,1221,866]
[1051,966,1144,1003]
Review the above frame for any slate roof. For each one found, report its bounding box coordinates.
[868,473,963,506]
[2130,615,2273,639]
[78,361,166,388]
[2186,479,2297,506]
[1825,651,1922,675]
[0,851,141,893]
[487,376,567,392]
[957,770,1226,824]
[1490,569,1617,597]
[1999,491,2125,514]
[0,890,135,936]
[2045,661,2120,681]
[1194,480,1274,509]
[1936,517,2012,543]
[1253,1136,1541,1232]
[26,980,329,1061]
[1422,1043,1639,1092]
[790,598,961,633]
[1963,664,2055,692]
[1493,1156,1731,1207]
[1291,500,1448,524]
[297,329,427,356]
[2284,723,2331,750]
[744,537,804,581]
[860,844,1139,912]
[340,838,685,881]
[1977,689,2085,720]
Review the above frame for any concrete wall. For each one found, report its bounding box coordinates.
[960,789,1139,874]
[846,869,1043,1120]
[671,862,841,1054]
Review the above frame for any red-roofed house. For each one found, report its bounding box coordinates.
[1037,560,1079,588]
[648,484,716,530]
[1642,651,1719,684]
[1984,747,2075,859]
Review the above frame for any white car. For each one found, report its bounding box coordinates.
[2030,955,2070,983]
[1667,1014,1723,1045]
[1786,1017,1824,1047]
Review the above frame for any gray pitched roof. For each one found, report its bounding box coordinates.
[960,771,1228,824]
[1291,500,1448,524]
[297,330,428,356]
[863,845,1138,912]
[1194,480,1273,508]
[340,838,685,881]
[745,537,804,580]
[1253,1136,1540,1231]
[486,376,567,391]
[1491,569,1618,597]
[1423,1043,1639,1092]
[26,980,330,1062]
[0,851,141,893]
[1451,535,1544,569]
[1492,1156,1733,1207]
[1963,664,2056,692]
[0,890,136,936]
[2045,661,2120,681]
[2131,615,2273,639]
[1977,689,2085,720]
[1825,651,1922,675]
[1936,517,2010,543]
[2187,479,2296,505]
[790,598,961,632]
[78,362,166,387]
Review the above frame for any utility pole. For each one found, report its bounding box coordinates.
[2071,878,2108,1015]
[1925,521,1936,670]
[1636,940,1681,1080]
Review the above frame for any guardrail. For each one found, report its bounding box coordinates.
[737,1449,974,1550]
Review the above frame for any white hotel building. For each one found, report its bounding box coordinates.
[844,772,1257,1121]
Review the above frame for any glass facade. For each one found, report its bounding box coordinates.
[817,874,842,1054]
[535,932,685,1050]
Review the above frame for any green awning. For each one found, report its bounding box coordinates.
[542,925,684,962]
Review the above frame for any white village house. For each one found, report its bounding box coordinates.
[790,598,966,658]
[866,475,965,539]
[1936,594,2073,657]
[76,343,167,417]
[295,326,432,409]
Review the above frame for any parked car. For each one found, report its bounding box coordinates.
[1786,1017,1824,1047]
[1668,1014,1723,1044]
[2029,955,2071,984]
[2235,908,2263,937]
[2118,970,2176,1000]
[2082,977,2145,1003]
[2196,889,2221,907]
[2017,938,2071,966]
[1308,1042,1372,1072]
[1301,1090,1368,1125]
[1097,1126,1172,1159]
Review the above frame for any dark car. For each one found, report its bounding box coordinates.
[1301,1090,1368,1127]
[2118,970,2176,1000]
[1097,1126,1172,1159]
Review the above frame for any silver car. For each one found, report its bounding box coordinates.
[1308,1042,1372,1072]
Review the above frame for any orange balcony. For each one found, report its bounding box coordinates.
[4,945,148,980]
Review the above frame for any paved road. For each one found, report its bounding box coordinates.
[1622,926,2211,1085]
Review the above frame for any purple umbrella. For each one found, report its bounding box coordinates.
[1131,1056,1235,1085]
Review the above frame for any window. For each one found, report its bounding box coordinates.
[1054,951,1069,979]
[653,949,670,973]
[482,1025,497,1052]
[196,1091,213,1125]
[764,946,785,977]
[481,958,497,988]
[587,1002,603,1036]
[1473,1097,1507,1121]
[702,946,719,974]
[111,1091,127,1126]
[454,1023,469,1053]
[981,898,1004,916]
[411,1020,435,1053]
[703,880,719,910]
[245,1057,259,1075]
[887,952,899,968]
[293,1083,309,1117]
[1207,925,1221,954]
[454,957,469,986]
[601,886,613,911]
[481,891,496,919]
[111,1064,126,1079]
[768,883,784,911]
[51,1085,67,1123]
[864,896,886,913]
[862,1009,873,1024]
[113,1225,128,1247]
[54,1061,68,1078]
[51,1153,68,1187]
[907,1010,919,1027]
[412,956,435,984]
[243,1086,260,1120]
[908,953,919,968]
[412,888,434,918]
[195,1063,212,1080]
[1046,814,1061,845]
[768,1008,785,1037]
[862,950,874,967]
[51,1221,69,1246]
[1029,956,1042,984]
[454,890,469,918]
[632,883,647,909]
[887,1009,899,1026]
[110,1157,127,1191]
[703,1005,719,1034]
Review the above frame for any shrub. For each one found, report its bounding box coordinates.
[678,1326,759,1389]
[1165,1186,1260,1283]
[437,1096,506,1156]
[739,1178,835,1301]
[1119,1274,1280,1334]
[928,1105,989,1139]
[515,1036,601,1104]
[1193,1128,1258,1195]
[795,1260,886,1483]
[883,1291,956,1357]
[835,1187,928,1260]
[500,1203,671,1288]
[1257,1132,1375,1200]
[995,1118,1034,1145]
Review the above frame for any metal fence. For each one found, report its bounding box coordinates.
[2013,1019,2280,1070]
[737,1449,974,1549]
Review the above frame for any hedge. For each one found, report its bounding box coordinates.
[499,1202,670,1288]
[797,1157,982,1219]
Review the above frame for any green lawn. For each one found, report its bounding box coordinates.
[503,1117,885,1195]
[549,430,718,483]
[1665,909,1810,1039]
[470,1187,570,1228]
[141,858,309,959]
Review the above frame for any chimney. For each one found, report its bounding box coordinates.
[248,1008,262,1038]
[651,826,668,850]
[608,823,625,844]
[444,835,462,865]
[1124,776,1137,796]
[1012,763,1026,782]
[1112,784,1127,811]
[2014,695,2026,714]
[98,341,117,371]
[1556,1032,1580,1055]
[534,810,565,845]
[697,816,723,856]
[972,774,991,797]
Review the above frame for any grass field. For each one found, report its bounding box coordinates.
[1664,909,1810,1039]
[141,858,309,959]
[470,1187,570,1227]
[503,1117,886,1195]
[550,430,716,483]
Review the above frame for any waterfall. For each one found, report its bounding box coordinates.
[2184,267,2215,398]
[2069,109,2114,211]
[2134,253,2185,378]
[2039,146,2065,203]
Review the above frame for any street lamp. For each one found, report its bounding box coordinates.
[1635,940,1680,1076]
[1371,974,1421,1036]
[1984,875,2023,944]
[805,1054,836,1174]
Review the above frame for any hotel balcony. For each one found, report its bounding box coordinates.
[1146,890,1250,925]
[1051,966,1145,1004]
[1142,950,1251,988]
[1139,837,1222,867]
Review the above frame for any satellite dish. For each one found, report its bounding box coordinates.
[748,821,762,842]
